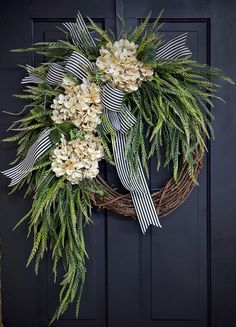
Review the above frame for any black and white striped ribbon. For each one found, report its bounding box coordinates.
[63,10,95,50]
[65,51,94,80]
[101,84,125,111]
[112,133,161,233]
[131,159,162,233]
[104,109,121,131]
[102,84,137,133]
[156,32,192,60]
[119,107,137,133]
[21,65,44,84]
[104,106,137,134]
[45,63,65,85]
[101,85,137,132]
[104,86,161,233]
[112,137,157,232]
[112,132,145,193]
[2,128,52,186]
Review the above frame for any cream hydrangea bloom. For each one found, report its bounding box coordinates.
[51,134,104,184]
[96,39,153,92]
[51,77,103,132]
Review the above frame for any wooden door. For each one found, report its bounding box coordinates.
[0,1,235,326]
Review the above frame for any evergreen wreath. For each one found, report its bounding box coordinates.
[1,10,233,323]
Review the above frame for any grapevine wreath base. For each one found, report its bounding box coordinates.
[92,148,204,218]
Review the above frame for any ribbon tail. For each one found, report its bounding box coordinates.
[21,65,44,85]
[21,75,44,84]
[112,132,143,192]
[1,128,52,186]
[131,160,162,234]
[101,83,161,233]
[156,32,192,60]
[112,132,161,233]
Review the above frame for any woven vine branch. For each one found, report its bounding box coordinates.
[91,148,204,219]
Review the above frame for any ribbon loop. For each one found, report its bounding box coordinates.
[65,51,93,81]
[101,84,124,111]
[63,10,96,49]
[104,109,121,132]
[45,63,65,85]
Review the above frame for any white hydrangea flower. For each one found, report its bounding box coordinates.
[96,39,153,92]
[51,77,103,133]
[51,134,104,184]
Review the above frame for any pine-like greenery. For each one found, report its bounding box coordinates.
[3,11,234,323]
[126,59,233,181]
[4,79,107,323]
[13,165,106,322]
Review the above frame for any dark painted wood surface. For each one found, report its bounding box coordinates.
[0,1,235,326]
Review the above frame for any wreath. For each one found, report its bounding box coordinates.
[1,10,233,323]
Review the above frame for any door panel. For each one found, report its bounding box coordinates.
[0,1,236,327]
[30,5,115,327]
[0,2,115,327]
[107,15,209,327]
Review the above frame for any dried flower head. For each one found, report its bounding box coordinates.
[51,77,103,132]
[51,134,104,184]
[96,39,153,92]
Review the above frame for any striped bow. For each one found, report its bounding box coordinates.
[2,11,192,233]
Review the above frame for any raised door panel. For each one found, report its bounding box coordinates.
[147,20,208,327]
[106,11,210,327]
[0,2,116,326]
[31,15,112,327]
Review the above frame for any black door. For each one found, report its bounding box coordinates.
[0,1,235,327]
